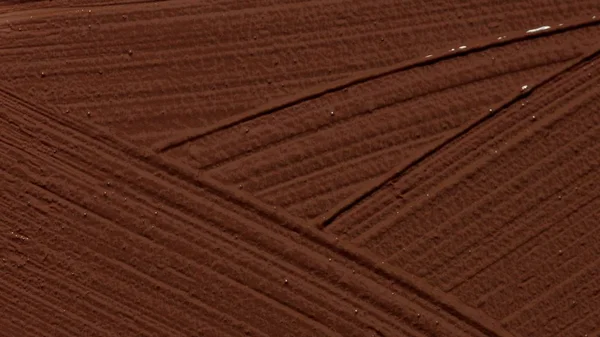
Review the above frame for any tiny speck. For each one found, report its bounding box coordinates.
[40,72,46,78]
[328,258,332,262]
[489,108,493,112]
[128,49,133,56]
[154,211,158,215]
[83,212,87,217]
[330,111,334,116]
[521,85,528,91]
[284,279,288,284]
[354,309,358,314]
[87,111,91,117]
[532,115,536,120]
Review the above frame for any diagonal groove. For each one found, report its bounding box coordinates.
[151,14,599,153]
[313,42,600,230]
[1,85,519,337]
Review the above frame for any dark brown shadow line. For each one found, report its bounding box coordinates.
[152,14,599,153]
[314,42,600,230]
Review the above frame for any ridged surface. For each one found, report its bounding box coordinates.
[1,1,599,336]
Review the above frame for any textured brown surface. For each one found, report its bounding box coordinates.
[1,1,599,336]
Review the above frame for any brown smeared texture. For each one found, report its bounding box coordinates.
[1,1,599,337]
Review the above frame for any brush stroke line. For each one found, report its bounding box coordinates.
[1,86,520,337]
[313,43,600,230]
[152,14,599,153]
